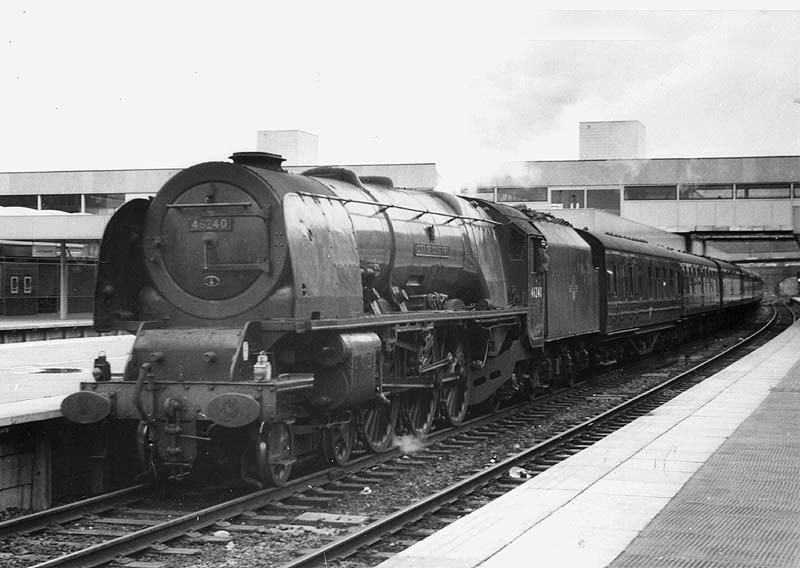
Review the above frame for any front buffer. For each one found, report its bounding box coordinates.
[61,355,314,486]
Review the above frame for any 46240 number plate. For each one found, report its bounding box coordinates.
[189,217,233,231]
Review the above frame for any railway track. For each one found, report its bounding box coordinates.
[0,303,787,568]
[305,302,790,568]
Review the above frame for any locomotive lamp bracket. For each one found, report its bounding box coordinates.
[92,352,112,382]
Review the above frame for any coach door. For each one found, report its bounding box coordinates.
[527,236,547,347]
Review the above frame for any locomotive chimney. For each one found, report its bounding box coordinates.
[230,151,286,171]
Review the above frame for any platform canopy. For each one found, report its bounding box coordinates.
[0,207,110,241]
[0,208,112,320]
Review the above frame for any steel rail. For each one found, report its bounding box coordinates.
[0,484,148,539]
[280,304,780,568]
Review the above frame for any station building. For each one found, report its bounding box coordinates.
[1,126,798,322]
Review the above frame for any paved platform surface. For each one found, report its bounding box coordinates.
[0,313,93,330]
[379,319,800,568]
[0,334,135,426]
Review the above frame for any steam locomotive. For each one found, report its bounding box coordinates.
[61,152,763,486]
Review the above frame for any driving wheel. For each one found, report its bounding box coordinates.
[255,421,295,486]
[360,396,400,453]
[403,388,440,439]
[323,412,355,465]
[442,342,469,426]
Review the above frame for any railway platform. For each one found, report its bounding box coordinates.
[0,334,134,427]
[379,316,800,568]
[0,313,96,344]
[0,334,135,510]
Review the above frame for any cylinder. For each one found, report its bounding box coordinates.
[307,332,381,409]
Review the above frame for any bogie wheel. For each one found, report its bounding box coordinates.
[256,421,295,486]
[360,397,400,453]
[483,390,503,414]
[323,412,355,466]
[136,421,164,486]
[403,388,440,439]
[442,342,469,426]
[522,364,541,402]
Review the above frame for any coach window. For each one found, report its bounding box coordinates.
[629,263,634,298]
[653,266,658,299]
[666,268,671,296]
[664,268,675,298]
[637,265,644,299]
[656,266,662,298]
[619,262,626,298]
[657,266,662,299]
[23,276,32,294]
[627,264,633,298]
[10,276,19,294]
[608,261,616,298]
[654,265,659,298]
[630,265,635,298]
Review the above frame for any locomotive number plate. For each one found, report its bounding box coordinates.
[189,217,233,232]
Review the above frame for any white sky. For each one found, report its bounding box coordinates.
[2,3,800,185]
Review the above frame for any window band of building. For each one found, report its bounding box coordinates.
[477,182,800,210]
[0,193,127,214]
